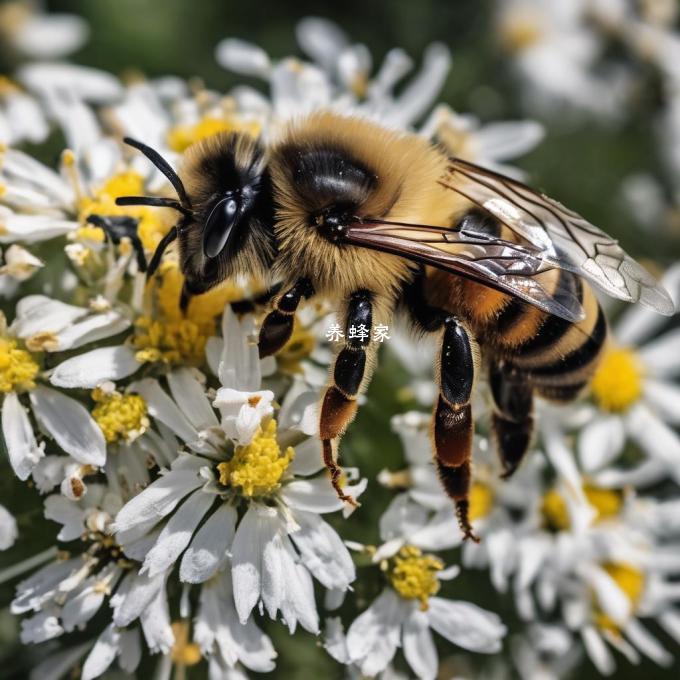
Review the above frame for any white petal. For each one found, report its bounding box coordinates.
[215,39,272,78]
[346,588,404,676]
[30,386,106,466]
[231,505,275,623]
[112,458,204,534]
[219,307,261,391]
[111,570,165,627]
[43,495,84,541]
[11,295,86,337]
[50,346,141,388]
[61,581,107,632]
[180,503,236,583]
[0,504,18,550]
[117,627,142,672]
[140,585,174,653]
[142,489,215,578]
[289,438,324,476]
[81,624,119,680]
[403,608,438,680]
[585,565,631,625]
[624,619,672,666]
[628,405,680,480]
[581,625,615,676]
[289,510,355,590]
[54,312,130,351]
[474,120,544,162]
[167,368,218,429]
[281,475,366,514]
[640,328,680,376]
[129,378,200,447]
[427,598,506,653]
[20,611,63,643]
[2,391,44,480]
[19,63,123,102]
[578,416,625,472]
[15,14,88,60]
[644,379,680,425]
[296,17,348,70]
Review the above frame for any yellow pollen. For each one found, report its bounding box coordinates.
[541,485,623,531]
[0,338,39,393]
[167,116,261,152]
[170,621,202,667]
[217,419,294,497]
[499,13,543,51]
[134,262,243,365]
[91,389,149,444]
[591,347,644,413]
[594,562,645,633]
[468,482,494,522]
[276,318,316,374]
[388,546,444,610]
[248,395,262,407]
[0,75,20,96]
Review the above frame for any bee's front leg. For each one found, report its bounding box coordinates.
[319,289,384,507]
[258,278,315,357]
[432,315,480,542]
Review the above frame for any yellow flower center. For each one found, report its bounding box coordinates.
[0,338,39,393]
[77,171,173,252]
[594,562,645,633]
[167,116,261,152]
[170,621,202,667]
[276,318,316,374]
[91,388,149,444]
[541,485,623,531]
[132,262,242,366]
[388,545,444,610]
[591,347,644,413]
[468,482,494,522]
[499,12,543,52]
[217,419,294,497]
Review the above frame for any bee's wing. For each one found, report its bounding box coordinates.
[442,158,675,316]
[345,223,585,322]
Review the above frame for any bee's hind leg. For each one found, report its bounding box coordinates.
[489,361,534,479]
[319,289,385,507]
[431,315,480,542]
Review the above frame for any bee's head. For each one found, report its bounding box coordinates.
[118,133,276,308]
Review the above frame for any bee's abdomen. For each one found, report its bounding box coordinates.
[475,271,608,401]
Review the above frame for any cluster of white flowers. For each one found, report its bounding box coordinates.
[0,7,678,680]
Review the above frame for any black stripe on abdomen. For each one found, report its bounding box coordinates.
[529,305,607,378]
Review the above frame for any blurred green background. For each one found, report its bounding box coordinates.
[1,0,679,678]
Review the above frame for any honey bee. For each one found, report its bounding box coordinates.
[118,111,674,541]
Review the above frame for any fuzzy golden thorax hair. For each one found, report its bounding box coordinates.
[268,111,465,298]
[178,131,276,295]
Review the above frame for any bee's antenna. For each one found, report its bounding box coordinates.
[147,225,179,278]
[122,137,191,209]
[116,195,192,217]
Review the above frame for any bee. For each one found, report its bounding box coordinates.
[118,111,674,541]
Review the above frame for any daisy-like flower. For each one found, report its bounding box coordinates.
[495,0,631,118]
[111,305,365,636]
[0,306,107,482]
[332,543,506,679]
[573,263,680,484]
[0,76,49,146]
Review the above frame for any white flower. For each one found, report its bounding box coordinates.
[574,264,680,484]
[339,546,506,679]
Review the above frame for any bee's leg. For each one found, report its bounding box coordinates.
[432,315,480,542]
[231,282,283,315]
[319,289,380,507]
[258,279,315,357]
[489,361,534,479]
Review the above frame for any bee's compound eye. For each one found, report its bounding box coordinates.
[203,196,240,258]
